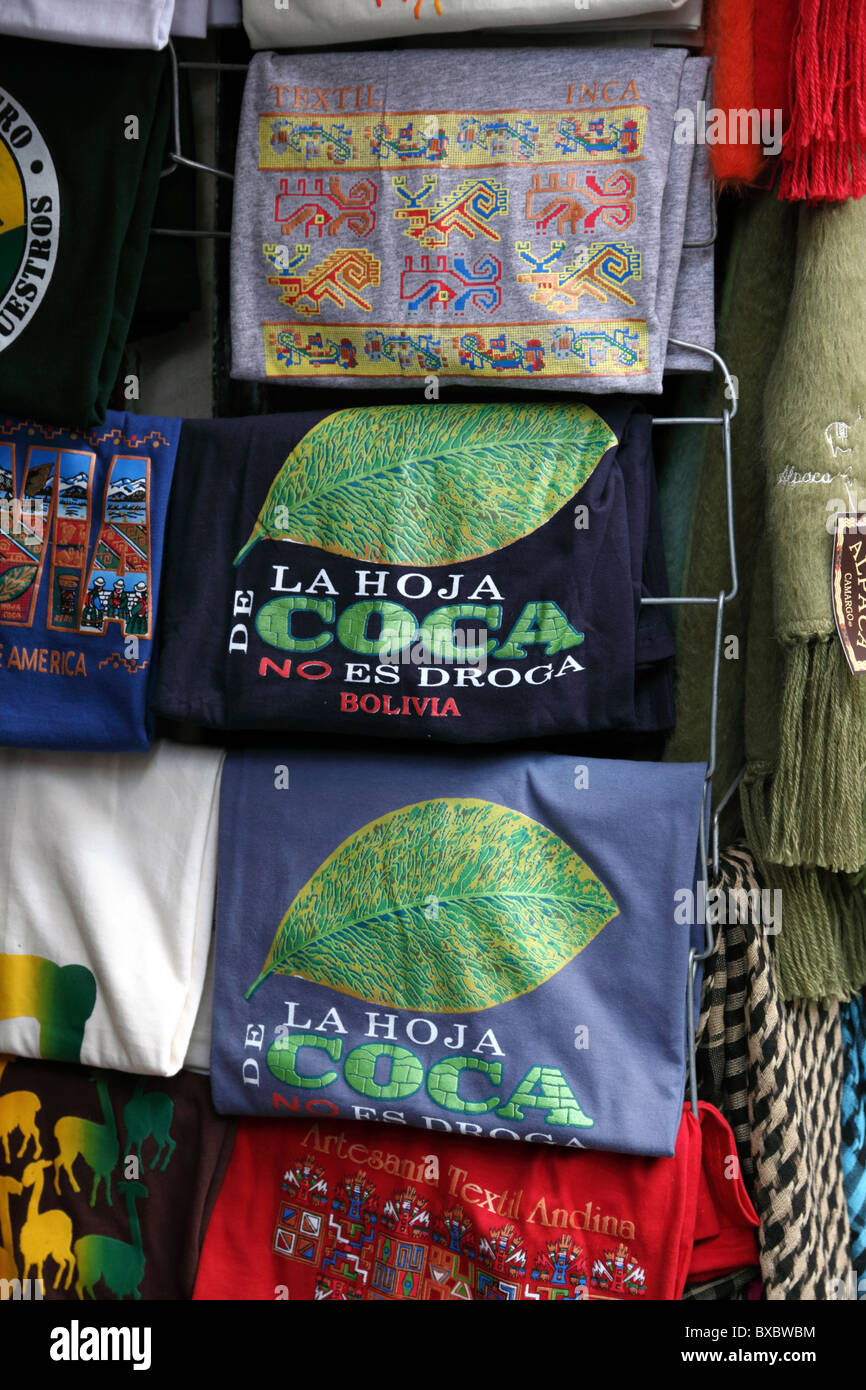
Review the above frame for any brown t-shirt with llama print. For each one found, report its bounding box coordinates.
[0,1057,235,1301]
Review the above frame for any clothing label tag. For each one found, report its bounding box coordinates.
[832,514,866,674]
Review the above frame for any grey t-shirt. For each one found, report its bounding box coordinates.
[230,46,713,394]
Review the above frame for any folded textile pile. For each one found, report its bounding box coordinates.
[0,742,224,1076]
[242,0,702,49]
[0,41,169,426]
[0,1057,234,1300]
[0,411,180,752]
[230,47,713,392]
[193,1103,757,1301]
[211,746,705,1156]
[151,402,675,742]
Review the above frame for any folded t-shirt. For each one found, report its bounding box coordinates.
[151,402,675,742]
[0,1056,234,1301]
[0,40,169,425]
[211,747,706,1156]
[230,47,712,393]
[0,411,180,751]
[0,742,224,1076]
[193,1102,757,1302]
[242,0,700,48]
[0,0,174,48]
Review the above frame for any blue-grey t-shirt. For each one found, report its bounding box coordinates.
[211,745,705,1156]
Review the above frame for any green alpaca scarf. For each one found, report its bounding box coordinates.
[672,193,866,1000]
[746,201,866,879]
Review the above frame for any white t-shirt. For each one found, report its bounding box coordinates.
[242,0,701,48]
[0,741,224,1075]
[0,0,175,47]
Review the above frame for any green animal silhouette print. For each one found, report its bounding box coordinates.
[73,1180,148,1301]
[53,1076,119,1208]
[0,954,96,1063]
[123,1082,175,1172]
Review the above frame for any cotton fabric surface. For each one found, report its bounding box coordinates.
[0,1056,234,1300]
[150,402,675,743]
[0,40,170,426]
[193,1103,756,1301]
[242,0,700,49]
[230,47,713,393]
[0,411,180,752]
[0,0,174,48]
[0,742,224,1077]
[211,746,705,1156]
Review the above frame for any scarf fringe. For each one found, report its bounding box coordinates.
[737,804,866,999]
[754,640,866,873]
[780,0,866,201]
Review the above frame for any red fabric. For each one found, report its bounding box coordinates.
[779,0,866,201]
[193,1103,757,1302]
[753,0,796,125]
[704,0,767,186]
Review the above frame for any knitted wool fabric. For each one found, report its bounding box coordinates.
[779,0,866,202]
[667,194,798,845]
[752,0,796,128]
[696,843,853,1299]
[742,200,866,917]
[703,0,766,186]
[841,994,866,1280]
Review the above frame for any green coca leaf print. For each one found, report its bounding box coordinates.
[234,402,616,566]
[245,798,618,1010]
[0,564,37,604]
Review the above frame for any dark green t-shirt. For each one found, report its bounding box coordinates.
[0,39,169,427]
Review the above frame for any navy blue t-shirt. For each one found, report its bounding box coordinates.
[0,410,180,750]
[152,401,674,742]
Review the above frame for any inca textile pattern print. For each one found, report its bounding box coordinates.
[231,47,712,392]
[193,1104,757,1302]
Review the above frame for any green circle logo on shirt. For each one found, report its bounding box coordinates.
[0,86,59,351]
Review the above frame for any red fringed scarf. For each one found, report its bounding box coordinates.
[779,0,866,201]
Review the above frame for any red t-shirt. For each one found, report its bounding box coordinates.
[194,1102,757,1302]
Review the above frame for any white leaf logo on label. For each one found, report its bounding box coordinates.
[0,86,60,351]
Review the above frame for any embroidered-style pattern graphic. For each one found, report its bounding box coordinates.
[516,241,642,310]
[274,176,378,239]
[0,435,158,637]
[263,245,382,315]
[399,253,502,314]
[272,1157,645,1301]
[252,87,650,380]
[392,176,509,248]
[525,170,637,235]
[258,107,648,171]
[591,1243,647,1296]
[0,1062,178,1300]
[263,320,649,378]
